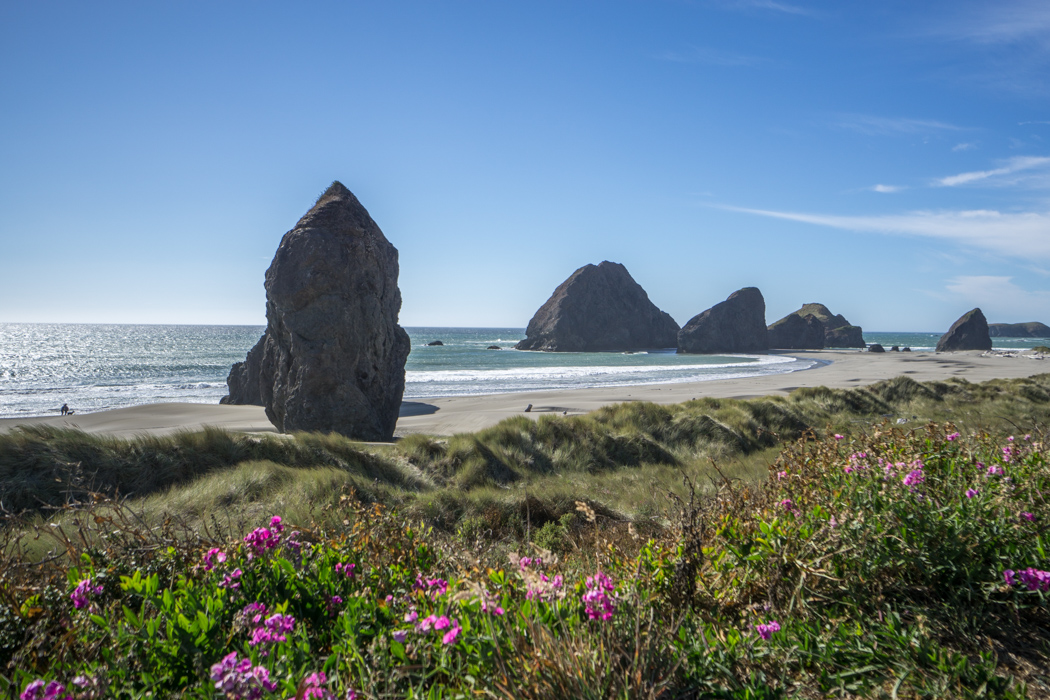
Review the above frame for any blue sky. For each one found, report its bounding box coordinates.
[1,0,1048,332]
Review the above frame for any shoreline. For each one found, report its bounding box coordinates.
[1,349,1046,439]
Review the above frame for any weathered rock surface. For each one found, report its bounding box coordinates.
[678,287,768,354]
[936,308,992,352]
[222,181,411,441]
[767,303,864,349]
[989,322,1050,338]
[219,335,266,406]
[868,343,885,353]
[767,312,824,349]
[514,261,680,352]
[427,340,444,346]
[487,345,502,350]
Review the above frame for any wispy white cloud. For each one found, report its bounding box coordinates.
[711,0,814,16]
[723,205,1050,259]
[935,155,1050,186]
[952,142,977,152]
[942,276,1050,319]
[833,114,968,136]
[935,1,1050,47]
[658,46,767,66]
[1020,121,1050,126]
[870,184,904,193]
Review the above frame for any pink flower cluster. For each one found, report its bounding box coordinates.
[220,569,243,589]
[243,517,284,560]
[755,620,781,640]
[1004,568,1050,592]
[414,575,448,597]
[239,602,296,655]
[334,562,356,578]
[902,468,925,488]
[844,451,868,474]
[1002,446,1015,463]
[414,613,462,644]
[204,548,227,571]
[1021,512,1035,521]
[582,570,616,621]
[779,498,800,516]
[300,672,332,699]
[946,432,961,442]
[20,680,70,700]
[965,488,979,499]
[70,578,103,610]
[210,652,278,699]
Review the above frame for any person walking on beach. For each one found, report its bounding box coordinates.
[60,403,69,416]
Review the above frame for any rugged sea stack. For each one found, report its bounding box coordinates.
[989,322,1050,338]
[515,261,679,352]
[767,303,864,349]
[936,308,992,352]
[678,287,768,354]
[222,181,411,441]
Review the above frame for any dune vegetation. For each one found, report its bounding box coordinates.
[1,374,1049,697]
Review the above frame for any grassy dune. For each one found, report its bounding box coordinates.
[3,374,1050,535]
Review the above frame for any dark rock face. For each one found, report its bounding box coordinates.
[767,313,824,349]
[937,308,992,352]
[222,181,411,441]
[766,303,864,349]
[868,343,885,353]
[427,340,444,346]
[487,346,502,350]
[220,335,266,406]
[989,322,1050,338]
[514,261,680,352]
[678,287,768,354]
[825,325,865,348]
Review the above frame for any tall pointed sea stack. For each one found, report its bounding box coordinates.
[677,287,768,354]
[515,261,679,352]
[221,182,411,441]
[936,308,992,352]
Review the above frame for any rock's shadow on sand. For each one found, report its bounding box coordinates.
[399,401,439,417]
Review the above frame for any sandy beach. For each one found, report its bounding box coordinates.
[2,349,1046,440]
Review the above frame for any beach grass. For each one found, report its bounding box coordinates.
[1,418,1047,697]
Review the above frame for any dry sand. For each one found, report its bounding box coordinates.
[2,349,1046,440]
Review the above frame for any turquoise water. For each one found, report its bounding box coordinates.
[2,324,1043,418]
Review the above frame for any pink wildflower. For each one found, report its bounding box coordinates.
[404,610,418,623]
[1004,569,1016,586]
[334,562,356,578]
[210,651,278,699]
[833,434,844,440]
[220,568,243,589]
[1021,512,1035,521]
[1015,568,1050,592]
[755,620,781,640]
[204,548,227,571]
[248,612,296,654]
[70,578,103,610]
[433,615,452,631]
[776,470,787,480]
[392,629,408,643]
[20,680,71,700]
[442,619,462,644]
[582,570,617,621]
[326,596,343,615]
[300,672,331,700]
[243,526,281,560]
[965,488,979,499]
[902,469,925,487]
[947,432,961,442]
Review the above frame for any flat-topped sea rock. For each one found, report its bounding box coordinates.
[989,322,1050,338]
[222,181,410,441]
[678,287,768,354]
[767,312,824,349]
[768,303,864,348]
[515,261,679,352]
[936,308,992,352]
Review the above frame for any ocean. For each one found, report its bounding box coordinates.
[0,324,1046,419]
